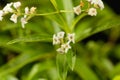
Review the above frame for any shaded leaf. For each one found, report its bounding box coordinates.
[56,54,68,80]
[50,0,59,11]
[62,0,74,27]
[0,44,55,77]
[74,58,99,80]
[1,75,18,80]
[113,75,120,80]
[66,50,76,71]
[75,17,120,42]
[27,61,54,80]
[75,6,120,42]
[7,34,52,44]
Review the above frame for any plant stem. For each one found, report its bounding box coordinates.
[20,10,73,33]
[71,13,87,31]
[20,10,73,16]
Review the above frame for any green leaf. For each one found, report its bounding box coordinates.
[74,58,99,80]
[49,0,73,32]
[0,44,55,77]
[75,17,120,42]
[7,34,52,44]
[74,5,120,42]
[113,75,120,80]
[27,61,54,80]
[1,75,18,80]
[66,50,76,71]
[50,0,59,11]
[62,0,74,27]
[56,54,68,80]
[46,14,66,31]
[71,13,87,30]
[37,79,47,80]
[110,63,120,78]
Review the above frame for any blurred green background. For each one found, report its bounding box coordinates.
[0,0,120,80]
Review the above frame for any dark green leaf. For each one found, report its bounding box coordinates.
[75,17,120,42]
[7,34,52,44]
[74,58,99,80]
[0,44,55,77]
[66,50,76,71]
[56,54,68,80]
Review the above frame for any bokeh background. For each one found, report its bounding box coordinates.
[0,0,120,80]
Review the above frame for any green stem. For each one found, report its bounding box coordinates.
[57,13,71,33]
[60,10,73,13]
[20,10,73,16]
[20,10,73,33]
[71,13,87,31]
[35,11,58,16]
[50,0,59,11]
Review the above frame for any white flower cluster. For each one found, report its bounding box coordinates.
[87,0,104,10]
[0,2,21,21]
[73,0,104,16]
[0,2,36,28]
[53,31,75,54]
[21,7,36,28]
[73,5,81,15]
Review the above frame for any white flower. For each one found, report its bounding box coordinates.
[21,17,28,28]
[20,7,37,28]
[88,8,97,16]
[53,34,60,45]
[24,7,29,18]
[25,7,29,14]
[61,43,71,53]
[97,0,104,10]
[73,5,81,15]
[30,7,36,14]
[87,0,91,2]
[88,0,104,10]
[13,2,21,9]
[57,42,71,54]
[53,32,74,54]
[67,33,75,43]
[0,10,4,21]
[3,2,14,14]
[57,31,65,39]
[10,14,18,23]
[24,7,36,18]
[25,7,36,14]
[56,47,65,54]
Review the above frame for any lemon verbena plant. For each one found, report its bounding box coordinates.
[0,0,120,80]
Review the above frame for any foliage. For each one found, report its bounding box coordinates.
[0,0,120,80]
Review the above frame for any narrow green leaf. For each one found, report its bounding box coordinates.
[66,50,76,71]
[0,44,55,77]
[50,0,59,11]
[75,18,120,42]
[71,13,87,30]
[7,34,52,44]
[1,75,18,80]
[27,61,54,80]
[49,0,72,32]
[72,55,76,70]
[113,75,120,80]
[74,58,99,80]
[75,6,120,42]
[110,63,120,79]
[38,79,47,80]
[62,0,74,27]
[56,54,68,80]
[47,14,65,31]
